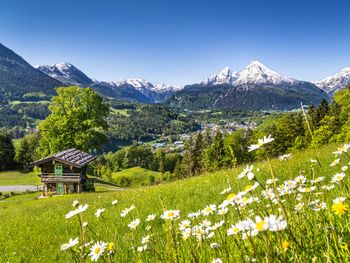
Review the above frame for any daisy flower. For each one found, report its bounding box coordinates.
[89,241,108,262]
[95,208,105,218]
[248,135,274,152]
[111,200,118,205]
[72,200,79,207]
[333,143,350,156]
[128,218,140,230]
[202,204,217,216]
[212,258,223,263]
[279,153,292,161]
[238,165,255,180]
[179,220,191,231]
[210,243,220,249]
[65,204,89,219]
[330,158,341,167]
[220,187,232,195]
[267,215,287,231]
[298,186,316,193]
[60,237,79,251]
[227,224,243,236]
[161,210,180,220]
[141,235,150,244]
[253,216,269,232]
[244,182,259,193]
[295,202,304,212]
[137,245,147,253]
[120,205,135,217]
[217,207,228,215]
[331,173,345,184]
[181,228,191,240]
[188,211,201,219]
[146,214,156,221]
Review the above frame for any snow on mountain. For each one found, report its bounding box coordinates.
[234,60,294,86]
[201,61,294,87]
[314,67,350,94]
[201,67,238,85]
[111,78,181,93]
[35,62,93,86]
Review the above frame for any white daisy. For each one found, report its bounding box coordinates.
[60,237,79,251]
[128,218,140,230]
[95,208,105,218]
[89,241,108,262]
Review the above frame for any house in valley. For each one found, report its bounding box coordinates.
[30,149,95,195]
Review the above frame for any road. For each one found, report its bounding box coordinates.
[0,185,42,192]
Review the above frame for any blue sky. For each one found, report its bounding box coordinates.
[1,0,350,86]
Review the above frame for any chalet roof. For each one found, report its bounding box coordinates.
[30,148,96,168]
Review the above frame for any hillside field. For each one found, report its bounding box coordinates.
[0,171,41,186]
[0,143,349,262]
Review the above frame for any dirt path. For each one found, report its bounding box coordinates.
[0,185,42,192]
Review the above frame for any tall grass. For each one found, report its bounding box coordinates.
[0,143,349,262]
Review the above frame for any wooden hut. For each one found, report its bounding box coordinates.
[30,149,95,195]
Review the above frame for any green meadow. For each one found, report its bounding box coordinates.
[0,143,349,262]
[0,170,41,186]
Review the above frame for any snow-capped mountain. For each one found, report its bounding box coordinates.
[314,67,350,94]
[169,60,329,110]
[201,61,294,87]
[109,78,180,103]
[234,60,294,86]
[112,78,180,93]
[36,63,179,103]
[201,67,238,86]
[35,63,93,86]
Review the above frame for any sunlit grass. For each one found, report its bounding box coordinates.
[0,143,349,262]
[0,170,41,186]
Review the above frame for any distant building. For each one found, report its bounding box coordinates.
[152,142,166,149]
[173,141,184,147]
[30,149,95,195]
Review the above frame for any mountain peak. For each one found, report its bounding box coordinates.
[235,60,293,85]
[35,62,93,86]
[314,67,350,94]
[340,67,350,73]
[201,66,238,86]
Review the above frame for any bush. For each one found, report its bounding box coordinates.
[83,180,95,192]
[115,176,132,187]
[148,175,155,185]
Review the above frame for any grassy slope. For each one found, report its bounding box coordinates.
[112,167,162,187]
[0,144,346,262]
[0,171,41,186]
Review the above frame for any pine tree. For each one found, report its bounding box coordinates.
[0,130,15,170]
[191,132,204,175]
[208,130,225,171]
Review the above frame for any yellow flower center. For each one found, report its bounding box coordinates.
[168,212,174,218]
[233,227,240,233]
[245,185,252,191]
[256,221,266,231]
[227,193,236,201]
[205,207,212,212]
[94,247,101,254]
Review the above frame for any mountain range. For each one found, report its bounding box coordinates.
[1,42,349,109]
[0,43,61,102]
[167,61,330,110]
